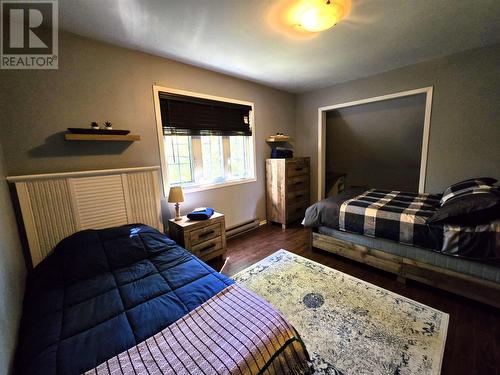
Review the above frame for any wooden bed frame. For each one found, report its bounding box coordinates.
[312,231,500,309]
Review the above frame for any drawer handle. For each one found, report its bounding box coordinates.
[295,194,303,199]
[200,244,216,253]
[294,181,303,185]
[199,230,215,238]
[294,167,303,171]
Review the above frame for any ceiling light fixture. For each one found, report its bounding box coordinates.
[294,0,349,32]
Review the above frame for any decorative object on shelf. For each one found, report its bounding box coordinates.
[187,207,214,221]
[104,121,113,130]
[271,146,294,158]
[91,121,99,130]
[266,132,294,158]
[168,186,185,221]
[68,128,131,135]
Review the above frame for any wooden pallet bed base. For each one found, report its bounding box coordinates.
[312,232,500,309]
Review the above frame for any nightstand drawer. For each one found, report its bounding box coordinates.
[192,237,223,257]
[189,222,222,245]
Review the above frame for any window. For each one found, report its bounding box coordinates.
[201,136,224,182]
[163,134,254,189]
[155,87,256,191]
[229,136,247,178]
[164,135,194,185]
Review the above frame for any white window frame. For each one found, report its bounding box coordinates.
[153,85,257,196]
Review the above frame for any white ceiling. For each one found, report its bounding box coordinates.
[60,0,500,93]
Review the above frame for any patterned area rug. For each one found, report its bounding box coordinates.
[233,250,448,375]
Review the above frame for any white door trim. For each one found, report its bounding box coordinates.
[317,86,433,199]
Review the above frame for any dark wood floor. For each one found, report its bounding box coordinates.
[208,223,500,375]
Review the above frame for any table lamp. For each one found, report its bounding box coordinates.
[167,186,184,221]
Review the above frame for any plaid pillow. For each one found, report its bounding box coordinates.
[428,187,499,225]
[440,177,497,205]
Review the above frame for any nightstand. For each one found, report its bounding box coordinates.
[168,212,227,262]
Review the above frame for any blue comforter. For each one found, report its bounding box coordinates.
[15,224,233,375]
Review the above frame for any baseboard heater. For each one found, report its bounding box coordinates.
[226,218,261,239]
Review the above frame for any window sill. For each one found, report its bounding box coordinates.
[177,178,257,194]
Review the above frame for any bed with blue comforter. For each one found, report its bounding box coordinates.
[15,224,310,375]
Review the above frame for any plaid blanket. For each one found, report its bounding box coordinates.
[84,284,310,375]
[339,189,500,260]
[442,220,500,259]
[339,189,443,250]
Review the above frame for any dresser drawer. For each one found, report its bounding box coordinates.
[286,200,308,222]
[191,237,223,258]
[287,189,308,201]
[287,175,309,191]
[286,160,309,177]
[189,222,222,246]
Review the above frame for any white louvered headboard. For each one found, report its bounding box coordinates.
[7,166,163,267]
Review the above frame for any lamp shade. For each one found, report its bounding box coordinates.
[167,186,184,203]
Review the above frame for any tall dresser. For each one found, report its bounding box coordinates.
[266,157,310,229]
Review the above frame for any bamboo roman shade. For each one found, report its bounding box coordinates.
[159,93,252,136]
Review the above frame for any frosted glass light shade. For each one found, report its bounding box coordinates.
[290,0,350,33]
[300,2,336,31]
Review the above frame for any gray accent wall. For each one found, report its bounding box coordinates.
[0,32,296,228]
[326,94,426,192]
[296,43,500,201]
[0,140,26,375]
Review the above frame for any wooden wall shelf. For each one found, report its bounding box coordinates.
[65,134,141,142]
[266,137,293,143]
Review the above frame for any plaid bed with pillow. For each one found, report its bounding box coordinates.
[339,189,443,250]
[339,188,500,260]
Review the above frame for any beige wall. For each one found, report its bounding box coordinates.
[0,32,296,227]
[0,140,26,375]
[1,33,499,223]
[296,43,500,201]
